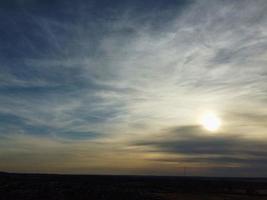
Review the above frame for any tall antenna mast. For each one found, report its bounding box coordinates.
[183,167,186,176]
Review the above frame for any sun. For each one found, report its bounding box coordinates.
[200,112,221,132]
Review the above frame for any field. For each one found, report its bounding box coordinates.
[0,172,267,200]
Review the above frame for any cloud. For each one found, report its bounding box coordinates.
[0,0,267,174]
[133,125,267,168]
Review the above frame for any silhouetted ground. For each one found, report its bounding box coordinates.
[0,172,267,200]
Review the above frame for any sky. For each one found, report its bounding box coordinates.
[0,0,267,177]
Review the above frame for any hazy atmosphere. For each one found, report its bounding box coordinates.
[1,0,267,177]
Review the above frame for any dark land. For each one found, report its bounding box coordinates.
[0,172,267,200]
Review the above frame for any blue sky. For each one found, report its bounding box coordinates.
[1,0,267,176]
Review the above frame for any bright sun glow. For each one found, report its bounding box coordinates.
[200,112,221,132]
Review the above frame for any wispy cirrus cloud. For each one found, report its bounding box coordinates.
[0,0,267,175]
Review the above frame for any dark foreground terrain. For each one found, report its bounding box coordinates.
[0,172,267,200]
